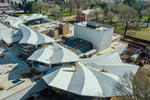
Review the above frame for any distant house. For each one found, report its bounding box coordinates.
[0,3,11,13]
[76,8,102,22]
[0,0,9,3]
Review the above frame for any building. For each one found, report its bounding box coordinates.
[74,21,114,51]
[29,20,74,40]
[57,37,94,56]
[0,3,11,13]
[76,8,102,22]
[0,45,47,100]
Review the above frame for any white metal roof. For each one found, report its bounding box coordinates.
[5,16,23,28]
[81,52,123,65]
[19,24,55,45]
[18,15,29,21]
[43,61,139,97]
[26,14,47,21]
[81,8,101,15]
[28,43,79,64]
[0,27,13,44]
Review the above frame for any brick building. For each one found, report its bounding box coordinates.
[76,8,102,22]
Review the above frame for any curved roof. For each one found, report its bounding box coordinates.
[81,52,123,65]
[5,16,23,28]
[0,28,13,44]
[28,43,79,64]
[43,62,139,97]
[26,14,47,21]
[19,24,55,45]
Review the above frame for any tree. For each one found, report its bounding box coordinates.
[47,1,62,20]
[66,0,77,15]
[31,1,45,14]
[24,2,34,13]
[50,8,62,20]
[119,4,137,36]
[113,68,150,100]
[106,3,116,26]
[106,11,115,26]
[123,0,138,7]
[113,72,134,98]
[133,2,145,28]
[74,0,84,9]
[143,1,150,27]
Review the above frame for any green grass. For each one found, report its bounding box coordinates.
[127,27,150,41]
[61,8,77,16]
[107,21,150,41]
[48,16,62,20]
[15,13,32,16]
[114,16,149,22]
[141,16,148,22]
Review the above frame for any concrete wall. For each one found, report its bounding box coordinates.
[74,24,114,51]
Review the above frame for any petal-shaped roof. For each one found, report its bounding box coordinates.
[43,62,139,97]
[81,52,123,65]
[26,14,47,21]
[19,24,55,45]
[5,16,23,28]
[28,43,79,64]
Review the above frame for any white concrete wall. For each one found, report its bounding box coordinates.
[74,24,114,51]
[69,24,74,36]
[117,43,128,54]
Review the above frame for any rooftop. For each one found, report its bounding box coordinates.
[76,21,113,31]
[29,20,59,33]
[0,45,44,100]
[0,22,8,29]
[0,3,10,7]
[98,41,128,55]
[0,67,40,100]
[57,37,93,55]
[81,8,101,15]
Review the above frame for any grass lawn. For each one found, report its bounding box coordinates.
[61,8,78,16]
[127,27,150,41]
[15,13,32,16]
[48,16,62,20]
[108,21,150,41]
[114,16,149,22]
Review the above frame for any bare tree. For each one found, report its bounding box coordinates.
[113,72,134,98]
[113,68,150,100]
[47,1,62,20]
[118,4,137,36]
[143,1,150,27]
[66,0,77,15]
[74,0,84,9]
[31,1,45,14]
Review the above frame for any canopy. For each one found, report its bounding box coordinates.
[43,61,139,97]
[28,43,79,64]
[18,15,29,21]
[19,24,55,45]
[0,28,13,44]
[81,52,123,65]
[26,14,47,21]
[5,16,23,28]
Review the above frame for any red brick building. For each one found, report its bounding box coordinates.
[76,8,102,22]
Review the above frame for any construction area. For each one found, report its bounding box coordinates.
[120,37,150,67]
